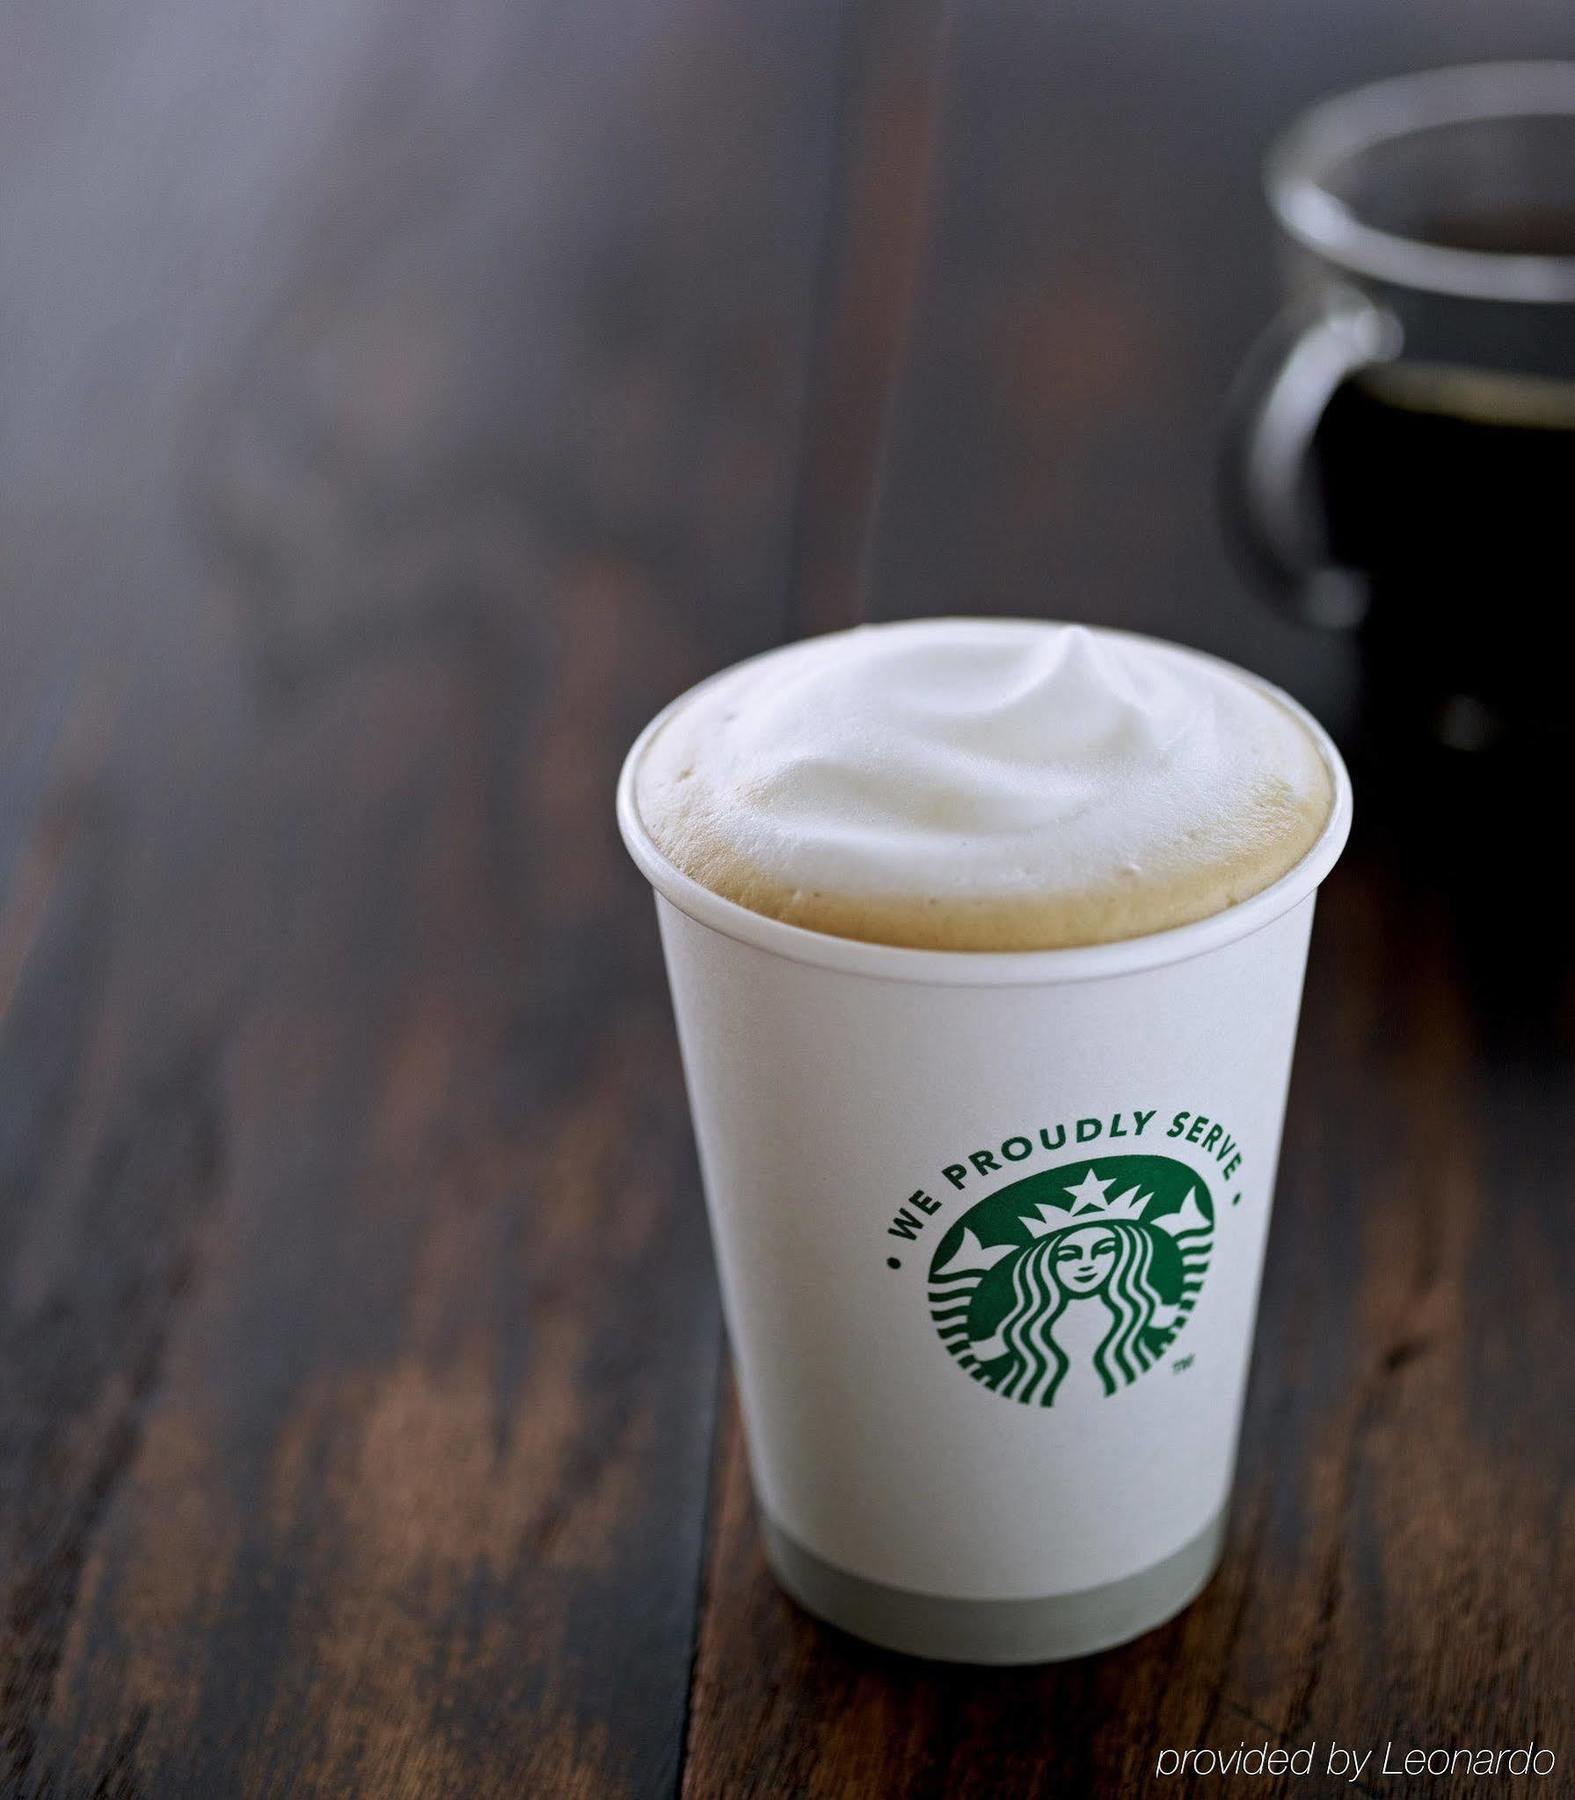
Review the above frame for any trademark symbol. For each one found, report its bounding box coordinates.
[1172,1354,1194,1374]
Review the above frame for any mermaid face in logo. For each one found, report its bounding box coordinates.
[1051,1224,1118,1294]
[926,1156,1213,1408]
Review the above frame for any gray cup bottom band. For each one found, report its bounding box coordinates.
[761,1506,1228,1665]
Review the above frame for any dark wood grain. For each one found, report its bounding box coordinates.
[780,0,951,641]
[3,0,1574,1794]
[0,1,843,1793]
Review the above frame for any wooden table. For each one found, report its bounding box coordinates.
[2,3,1572,1794]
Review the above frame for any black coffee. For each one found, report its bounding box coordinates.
[1315,373,1575,743]
[1415,206,1575,258]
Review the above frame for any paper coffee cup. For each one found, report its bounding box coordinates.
[618,650,1352,1664]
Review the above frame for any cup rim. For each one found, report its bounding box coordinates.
[1265,61,1575,305]
[615,627,1354,989]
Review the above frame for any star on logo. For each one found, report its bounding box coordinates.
[1064,1168,1117,1214]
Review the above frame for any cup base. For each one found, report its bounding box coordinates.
[761,1507,1228,1665]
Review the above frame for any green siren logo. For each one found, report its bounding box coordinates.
[927,1156,1214,1406]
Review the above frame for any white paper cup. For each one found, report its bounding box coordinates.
[617,640,1352,1664]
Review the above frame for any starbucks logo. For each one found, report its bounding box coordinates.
[927,1156,1214,1406]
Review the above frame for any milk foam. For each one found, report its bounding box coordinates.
[634,619,1334,951]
